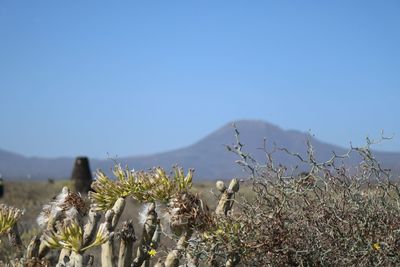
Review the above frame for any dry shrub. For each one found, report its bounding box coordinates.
[1,126,400,267]
[204,126,400,266]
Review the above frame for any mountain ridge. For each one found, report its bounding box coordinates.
[1,120,399,180]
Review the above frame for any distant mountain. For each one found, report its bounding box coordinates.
[0,148,76,179]
[1,120,400,180]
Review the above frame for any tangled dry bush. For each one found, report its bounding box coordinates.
[198,127,400,266]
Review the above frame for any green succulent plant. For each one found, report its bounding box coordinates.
[0,204,24,235]
[89,165,194,211]
[43,219,109,253]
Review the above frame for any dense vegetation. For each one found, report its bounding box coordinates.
[0,128,399,266]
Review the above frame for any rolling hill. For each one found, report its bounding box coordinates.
[1,120,399,180]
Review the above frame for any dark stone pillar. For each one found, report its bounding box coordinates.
[0,178,3,198]
[71,157,93,194]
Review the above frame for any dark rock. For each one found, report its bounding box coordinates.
[71,157,93,194]
[0,178,3,198]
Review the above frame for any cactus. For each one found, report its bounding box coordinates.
[131,203,158,267]
[0,165,241,267]
[117,220,136,267]
[215,179,239,216]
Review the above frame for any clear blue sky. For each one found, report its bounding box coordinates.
[0,1,399,158]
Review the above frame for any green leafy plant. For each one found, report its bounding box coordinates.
[0,204,23,235]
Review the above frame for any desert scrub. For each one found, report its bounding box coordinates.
[1,126,400,266]
[200,125,400,266]
[0,204,24,235]
[0,204,24,260]
[0,180,70,262]
[89,166,193,211]
[0,166,218,267]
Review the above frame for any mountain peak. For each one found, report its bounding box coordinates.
[222,119,282,131]
[1,120,400,179]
